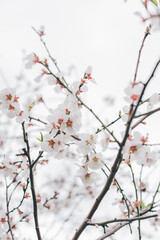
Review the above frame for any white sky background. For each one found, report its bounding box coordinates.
[0,0,160,239]
[0,0,160,141]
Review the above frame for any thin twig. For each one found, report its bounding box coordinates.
[32,26,68,87]
[5,178,14,240]
[129,164,141,240]
[139,165,144,211]
[8,178,29,214]
[29,116,47,125]
[151,181,160,207]
[8,181,21,206]
[133,27,150,84]
[95,213,157,240]
[31,151,44,168]
[135,107,160,118]
[6,213,31,235]
[88,213,158,227]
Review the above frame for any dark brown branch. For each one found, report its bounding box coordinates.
[132,107,160,129]
[22,122,42,240]
[135,107,160,118]
[31,151,44,168]
[29,116,47,125]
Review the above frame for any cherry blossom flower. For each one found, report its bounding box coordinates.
[34,69,48,83]
[112,198,126,212]
[47,75,57,85]
[24,53,40,69]
[101,133,110,151]
[77,84,88,95]
[70,81,80,95]
[0,88,17,107]
[0,212,8,235]
[16,110,28,123]
[85,66,96,84]
[124,83,143,104]
[123,131,156,166]
[0,131,6,150]
[77,166,99,185]
[41,133,66,159]
[38,25,45,36]
[136,146,157,166]
[140,182,147,192]
[0,88,21,118]
[46,72,66,93]
[147,93,160,111]
[121,105,130,123]
[133,200,141,207]
[46,95,82,138]
[88,152,103,170]
[76,133,97,155]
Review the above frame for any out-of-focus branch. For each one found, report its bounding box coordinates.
[6,213,31,235]
[103,163,134,214]
[129,164,141,239]
[88,213,157,227]
[133,27,150,84]
[8,178,29,215]
[95,213,157,240]
[139,165,144,210]
[134,107,160,118]
[151,181,160,207]
[5,178,14,240]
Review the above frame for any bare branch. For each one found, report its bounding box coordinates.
[133,27,150,84]
[95,214,157,240]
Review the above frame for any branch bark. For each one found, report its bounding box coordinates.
[22,122,42,240]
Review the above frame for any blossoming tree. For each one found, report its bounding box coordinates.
[0,1,160,240]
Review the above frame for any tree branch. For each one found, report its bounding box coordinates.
[71,59,160,240]
[22,122,42,240]
[95,213,157,240]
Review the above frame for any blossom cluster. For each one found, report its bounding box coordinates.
[122,131,156,166]
[0,88,21,118]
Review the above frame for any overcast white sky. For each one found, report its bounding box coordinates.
[0,0,160,141]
